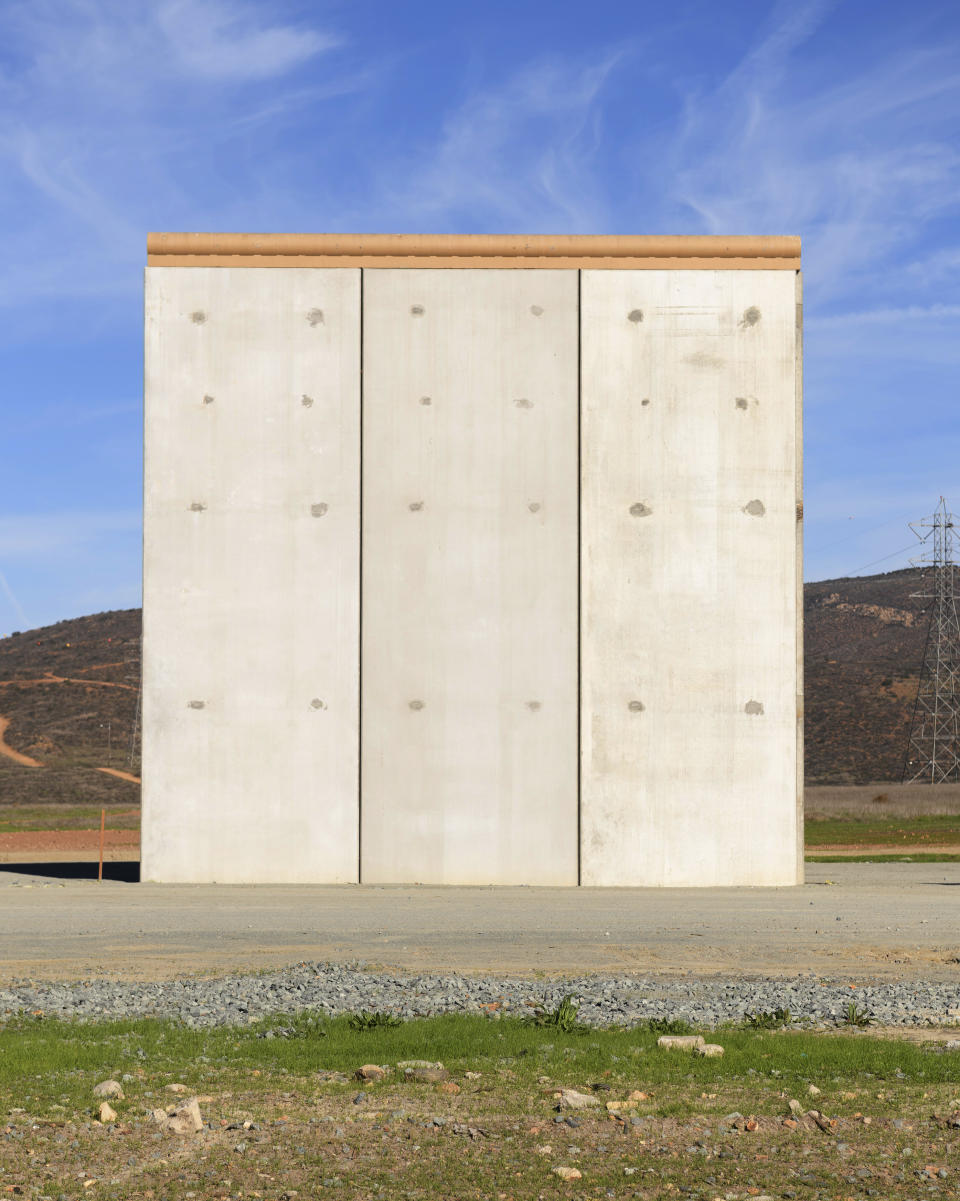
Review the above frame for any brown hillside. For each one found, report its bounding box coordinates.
[0,573,938,802]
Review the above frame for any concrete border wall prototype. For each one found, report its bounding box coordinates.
[143,233,803,887]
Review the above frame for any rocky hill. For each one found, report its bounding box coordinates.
[0,570,939,802]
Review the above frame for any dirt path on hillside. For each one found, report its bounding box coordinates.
[0,673,136,692]
[96,767,141,783]
[0,715,41,767]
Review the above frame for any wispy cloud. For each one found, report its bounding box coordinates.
[0,511,141,560]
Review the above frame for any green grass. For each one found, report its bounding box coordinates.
[807,852,960,862]
[804,813,960,847]
[1,1011,957,1116]
[0,803,139,833]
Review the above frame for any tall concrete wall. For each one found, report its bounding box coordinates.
[142,267,361,883]
[142,248,801,886]
[580,270,801,886]
[360,270,579,885]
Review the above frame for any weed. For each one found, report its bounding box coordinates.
[842,1001,874,1027]
[640,1018,695,1035]
[745,1008,792,1030]
[522,995,586,1034]
[347,1010,403,1032]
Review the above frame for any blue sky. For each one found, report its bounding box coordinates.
[2,0,960,635]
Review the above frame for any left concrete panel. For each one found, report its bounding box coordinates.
[142,268,361,882]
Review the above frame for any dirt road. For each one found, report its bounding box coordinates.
[0,861,957,983]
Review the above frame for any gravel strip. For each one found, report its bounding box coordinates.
[1,964,959,1029]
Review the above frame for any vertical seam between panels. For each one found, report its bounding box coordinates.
[577,269,582,887]
[358,268,364,884]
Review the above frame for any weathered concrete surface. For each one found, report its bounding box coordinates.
[360,270,579,885]
[143,268,361,883]
[580,271,801,887]
[0,863,955,982]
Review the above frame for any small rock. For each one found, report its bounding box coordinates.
[657,1035,706,1052]
[807,1085,822,1097]
[605,1100,637,1113]
[397,1060,443,1071]
[556,1089,601,1111]
[98,1102,117,1123]
[553,1166,582,1180]
[694,1044,724,1058]
[405,1067,448,1083]
[438,1080,460,1095]
[627,1090,650,1102]
[355,1065,387,1082]
[536,1144,553,1156]
[165,1083,189,1094]
[155,1098,203,1136]
[782,1118,798,1129]
[93,1081,123,1100]
[788,1099,803,1115]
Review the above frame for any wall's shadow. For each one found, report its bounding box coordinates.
[0,860,140,882]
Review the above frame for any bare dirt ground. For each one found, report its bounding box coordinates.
[0,862,957,983]
[0,714,41,767]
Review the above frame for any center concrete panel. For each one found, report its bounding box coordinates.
[580,270,800,887]
[142,267,361,883]
[360,269,579,885]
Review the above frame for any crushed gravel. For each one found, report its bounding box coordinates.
[1,964,959,1029]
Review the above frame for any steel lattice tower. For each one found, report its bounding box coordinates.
[902,498,960,783]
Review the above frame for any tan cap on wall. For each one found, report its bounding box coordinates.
[147,232,800,270]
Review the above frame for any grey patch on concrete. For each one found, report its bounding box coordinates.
[408,501,424,512]
[187,700,206,710]
[796,501,804,520]
[685,350,725,369]
[740,306,761,328]
[410,304,425,316]
[310,502,329,517]
[744,700,764,716]
[743,499,766,517]
[188,502,207,512]
[627,309,644,323]
[526,700,542,711]
[628,700,645,713]
[530,305,544,317]
[513,397,534,409]
[189,311,206,324]
[310,698,327,710]
[629,502,652,517]
[641,398,650,407]
[301,394,315,408]
[735,397,749,410]
[306,308,325,326]
[528,502,542,513]
[202,394,215,406]
[419,396,432,406]
[408,700,425,711]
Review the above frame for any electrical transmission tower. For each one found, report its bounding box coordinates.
[902,497,960,783]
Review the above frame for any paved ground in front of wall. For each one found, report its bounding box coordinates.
[0,861,956,983]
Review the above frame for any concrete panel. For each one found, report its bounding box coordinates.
[580,270,801,887]
[142,267,360,883]
[360,269,579,885]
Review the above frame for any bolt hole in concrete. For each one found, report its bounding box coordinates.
[513,397,533,409]
[310,502,329,517]
[628,700,645,713]
[735,397,749,410]
[530,305,544,316]
[310,698,327,710]
[301,394,314,407]
[526,701,542,711]
[744,700,764,715]
[189,310,206,324]
[739,306,761,327]
[189,502,206,512]
[641,398,650,407]
[202,394,215,405]
[528,502,542,513]
[306,308,324,326]
[187,700,206,710]
[743,499,766,517]
[408,700,425,711]
[627,309,644,323]
[408,501,424,511]
[629,502,652,517]
[419,396,432,406]
[410,304,424,316]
